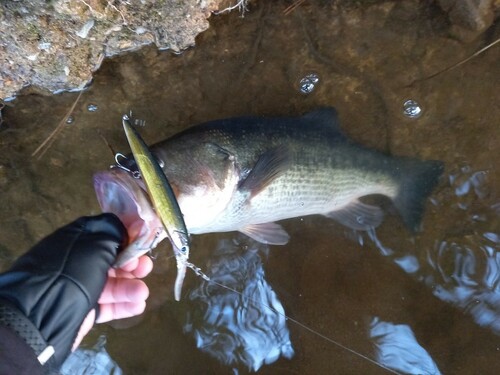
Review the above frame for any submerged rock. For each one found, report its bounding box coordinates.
[437,0,498,41]
[0,0,230,100]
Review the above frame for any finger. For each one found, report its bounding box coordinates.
[107,258,139,279]
[107,255,154,279]
[72,309,96,351]
[131,255,154,278]
[99,278,149,304]
[108,268,137,279]
[95,301,147,323]
[117,256,141,273]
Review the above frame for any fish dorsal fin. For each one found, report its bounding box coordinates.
[238,145,291,197]
[325,200,384,231]
[239,222,290,245]
[302,107,343,134]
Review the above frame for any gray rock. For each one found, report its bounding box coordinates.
[438,0,498,41]
[0,0,228,100]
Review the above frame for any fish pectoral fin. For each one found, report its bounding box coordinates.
[238,146,291,198]
[325,200,384,231]
[239,222,290,245]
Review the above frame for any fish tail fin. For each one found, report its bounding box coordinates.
[393,158,444,232]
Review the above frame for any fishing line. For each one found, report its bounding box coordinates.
[182,260,401,375]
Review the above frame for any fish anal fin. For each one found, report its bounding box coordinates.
[239,222,290,245]
[325,200,384,231]
[238,145,291,197]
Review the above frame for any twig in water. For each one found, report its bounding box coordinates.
[32,90,84,160]
[284,0,306,16]
[97,129,116,158]
[409,37,500,85]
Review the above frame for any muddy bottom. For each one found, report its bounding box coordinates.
[1,1,499,374]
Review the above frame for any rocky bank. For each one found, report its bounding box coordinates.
[0,0,498,101]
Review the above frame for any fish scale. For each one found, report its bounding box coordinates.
[206,167,399,233]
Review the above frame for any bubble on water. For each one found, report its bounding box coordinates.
[65,115,75,124]
[403,99,422,118]
[298,73,319,94]
[87,104,98,112]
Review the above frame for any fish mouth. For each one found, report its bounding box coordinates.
[93,168,167,267]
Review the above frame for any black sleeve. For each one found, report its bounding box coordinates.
[0,324,43,375]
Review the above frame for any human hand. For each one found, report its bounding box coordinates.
[74,255,153,349]
[0,214,143,370]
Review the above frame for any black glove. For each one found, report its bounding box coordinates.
[0,214,127,372]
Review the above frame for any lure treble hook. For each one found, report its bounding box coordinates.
[112,152,141,179]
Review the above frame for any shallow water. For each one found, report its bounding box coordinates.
[1,1,499,374]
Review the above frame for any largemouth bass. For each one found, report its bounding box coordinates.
[94,107,443,288]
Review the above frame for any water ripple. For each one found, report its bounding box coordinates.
[427,233,500,332]
[61,336,122,375]
[184,237,294,371]
[350,164,500,336]
[369,317,441,375]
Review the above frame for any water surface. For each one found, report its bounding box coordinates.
[1,1,499,374]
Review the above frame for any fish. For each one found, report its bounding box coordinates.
[94,107,443,295]
[119,114,190,301]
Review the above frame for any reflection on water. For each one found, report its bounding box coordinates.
[450,165,489,203]
[354,163,500,338]
[369,317,441,375]
[184,231,460,374]
[61,336,122,375]
[427,165,499,334]
[184,236,294,372]
[427,230,500,333]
